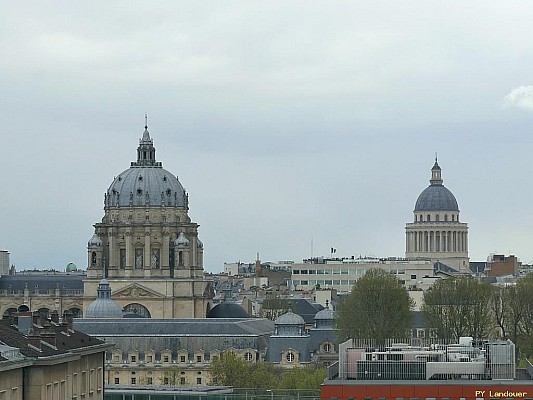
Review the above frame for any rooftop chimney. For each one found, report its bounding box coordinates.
[17,312,32,335]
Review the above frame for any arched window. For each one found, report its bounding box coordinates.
[91,251,97,266]
[436,215,440,221]
[178,251,183,266]
[244,352,254,362]
[444,215,448,221]
[426,214,430,222]
[323,342,332,353]
[37,308,51,319]
[286,351,295,363]
[123,303,151,318]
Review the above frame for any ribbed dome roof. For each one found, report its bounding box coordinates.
[105,125,187,208]
[275,309,305,326]
[415,185,459,211]
[207,303,249,318]
[414,159,459,212]
[85,279,123,318]
[88,233,102,247]
[174,232,190,247]
[314,308,334,321]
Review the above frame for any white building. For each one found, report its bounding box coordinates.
[290,257,434,293]
[0,251,9,276]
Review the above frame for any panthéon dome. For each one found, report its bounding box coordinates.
[414,159,459,212]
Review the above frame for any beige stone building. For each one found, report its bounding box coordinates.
[84,123,214,318]
[0,311,111,400]
[405,158,469,273]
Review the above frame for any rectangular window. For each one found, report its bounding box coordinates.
[325,280,332,285]
[411,274,417,280]
[301,280,308,285]
[135,249,143,269]
[316,269,324,275]
[196,355,202,362]
[147,377,153,385]
[180,377,186,385]
[120,249,126,268]
[164,377,169,385]
[130,355,136,362]
[151,249,160,268]
[293,270,300,274]
[131,377,136,385]
[146,355,153,363]
[180,355,186,363]
[197,377,202,385]
[164,356,169,363]
[300,270,308,274]
[333,280,340,285]
[114,377,119,385]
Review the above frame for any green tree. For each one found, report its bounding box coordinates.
[336,268,414,343]
[278,366,327,389]
[423,276,493,341]
[210,350,249,387]
[492,274,533,359]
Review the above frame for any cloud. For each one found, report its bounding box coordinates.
[503,86,533,110]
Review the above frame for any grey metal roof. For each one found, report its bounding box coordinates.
[0,273,85,291]
[74,318,274,337]
[414,185,459,212]
[107,166,186,208]
[207,303,249,318]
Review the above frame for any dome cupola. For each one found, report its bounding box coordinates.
[104,122,188,209]
[88,233,102,247]
[175,232,190,247]
[85,279,123,318]
[414,157,459,212]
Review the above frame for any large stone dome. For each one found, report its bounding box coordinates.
[104,125,187,208]
[415,185,458,211]
[414,159,459,212]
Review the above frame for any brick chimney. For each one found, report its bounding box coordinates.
[27,330,41,351]
[51,310,59,324]
[41,330,57,348]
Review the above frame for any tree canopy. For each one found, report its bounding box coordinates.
[492,273,533,359]
[422,276,493,341]
[210,350,326,389]
[335,268,414,343]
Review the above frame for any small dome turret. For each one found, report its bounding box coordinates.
[174,232,190,247]
[88,233,102,247]
[85,279,123,318]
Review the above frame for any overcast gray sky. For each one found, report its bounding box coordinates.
[2,1,533,272]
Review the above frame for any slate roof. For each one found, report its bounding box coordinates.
[0,273,85,291]
[74,318,275,361]
[75,318,273,337]
[0,317,108,358]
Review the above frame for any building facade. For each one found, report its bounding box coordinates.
[0,310,111,400]
[405,159,469,273]
[291,257,434,293]
[0,250,9,276]
[84,123,214,318]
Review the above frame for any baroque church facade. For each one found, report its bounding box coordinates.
[83,123,214,318]
[405,159,469,273]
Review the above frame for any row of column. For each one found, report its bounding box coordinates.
[406,230,467,253]
[100,228,198,271]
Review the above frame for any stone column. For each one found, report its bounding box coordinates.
[144,230,151,277]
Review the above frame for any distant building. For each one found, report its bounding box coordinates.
[0,269,85,318]
[291,257,434,293]
[486,254,520,277]
[0,310,111,399]
[405,158,469,273]
[321,337,533,400]
[84,123,214,318]
[0,250,9,276]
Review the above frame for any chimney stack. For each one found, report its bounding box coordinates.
[51,310,59,324]
[17,312,32,335]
